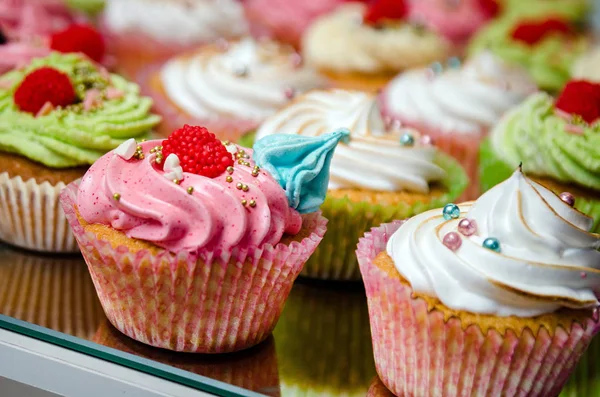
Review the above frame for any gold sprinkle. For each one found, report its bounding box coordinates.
[223,140,230,145]
[241,199,248,206]
[243,161,251,167]
[225,176,233,183]
[236,182,243,190]
[251,170,259,177]
[113,193,121,201]
[173,179,181,185]
[238,159,245,164]
[226,166,234,174]
[249,200,256,208]
[136,145,143,151]
[187,186,194,194]
[158,146,163,150]
[150,148,156,154]
[242,184,249,192]
[156,157,162,164]
[141,138,147,142]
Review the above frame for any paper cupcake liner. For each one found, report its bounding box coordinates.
[479,139,600,233]
[301,152,468,280]
[137,61,260,141]
[60,181,327,354]
[366,376,394,397]
[0,173,78,253]
[93,320,281,395]
[561,335,600,396]
[0,247,103,339]
[274,281,375,396]
[356,222,600,397]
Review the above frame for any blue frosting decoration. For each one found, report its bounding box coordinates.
[252,129,350,214]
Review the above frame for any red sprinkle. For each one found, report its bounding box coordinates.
[13,67,76,114]
[363,0,408,25]
[162,125,234,178]
[555,80,600,124]
[511,18,573,46]
[50,24,106,63]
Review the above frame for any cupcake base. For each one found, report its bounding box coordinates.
[60,181,327,353]
[356,221,600,397]
[320,69,395,93]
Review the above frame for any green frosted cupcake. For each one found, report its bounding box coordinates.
[468,15,588,92]
[252,89,468,280]
[0,52,161,253]
[480,81,600,233]
[66,0,105,15]
[500,0,590,25]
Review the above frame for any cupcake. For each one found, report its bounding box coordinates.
[144,38,325,140]
[379,51,537,200]
[243,0,350,50]
[100,0,249,61]
[93,320,280,395]
[0,0,109,73]
[254,89,468,280]
[65,0,105,16]
[274,282,375,396]
[480,80,600,233]
[408,0,500,49]
[0,52,161,252]
[60,125,348,353]
[467,15,588,92]
[302,0,452,92]
[572,47,600,83]
[357,167,600,396]
[367,377,394,397]
[500,0,590,24]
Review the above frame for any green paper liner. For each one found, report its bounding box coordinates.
[273,281,375,396]
[560,336,600,397]
[479,138,600,233]
[304,153,468,280]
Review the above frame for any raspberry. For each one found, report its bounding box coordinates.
[162,125,234,178]
[555,80,600,124]
[13,67,76,114]
[50,24,106,63]
[478,0,500,18]
[511,18,572,46]
[363,0,408,25]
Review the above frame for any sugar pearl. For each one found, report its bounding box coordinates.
[443,232,462,251]
[457,218,477,236]
[559,192,575,207]
[442,203,460,220]
[482,237,501,253]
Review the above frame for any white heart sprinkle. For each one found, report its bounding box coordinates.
[164,153,180,171]
[226,144,238,154]
[114,138,137,160]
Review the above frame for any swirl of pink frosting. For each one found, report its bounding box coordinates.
[0,0,75,73]
[408,0,494,44]
[77,140,303,255]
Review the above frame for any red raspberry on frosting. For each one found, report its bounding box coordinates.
[555,80,600,124]
[363,0,408,25]
[50,24,106,63]
[511,18,572,46]
[13,67,76,114]
[478,0,500,18]
[162,125,234,178]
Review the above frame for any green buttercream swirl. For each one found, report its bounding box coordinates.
[491,92,600,190]
[0,52,161,168]
[468,17,588,92]
[501,0,589,23]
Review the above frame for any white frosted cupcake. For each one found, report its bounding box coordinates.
[302,2,451,93]
[101,0,249,58]
[380,51,537,200]
[145,38,325,139]
[254,89,468,280]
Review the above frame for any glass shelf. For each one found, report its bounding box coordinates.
[0,243,599,397]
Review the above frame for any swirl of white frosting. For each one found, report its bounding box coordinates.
[255,89,446,193]
[387,169,600,317]
[302,3,451,75]
[160,38,325,121]
[103,0,248,45]
[382,52,538,135]
[572,47,600,83]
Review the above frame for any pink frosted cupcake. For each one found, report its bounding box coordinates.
[408,0,500,49]
[60,125,348,353]
[143,38,326,140]
[357,167,600,396]
[100,0,249,60]
[380,51,537,200]
[0,0,107,73]
[244,0,357,49]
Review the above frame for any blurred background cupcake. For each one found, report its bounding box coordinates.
[467,14,589,92]
[65,0,106,16]
[572,46,600,83]
[143,38,325,140]
[480,80,600,232]
[274,281,375,396]
[379,51,537,200]
[0,52,160,252]
[254,89,467,280]
[93,320,281,396]
[499,0,590,25]
[302,0,452,92]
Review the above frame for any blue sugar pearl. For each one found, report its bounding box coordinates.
[483,237,501,253]
[442,203,460,220]
[430,61,443,74]
[447,57,461,69]
[400,133,414,146]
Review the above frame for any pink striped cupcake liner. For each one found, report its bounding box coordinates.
[356,221,600,397]
[137,60,259,141]
[60,181,327,354]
